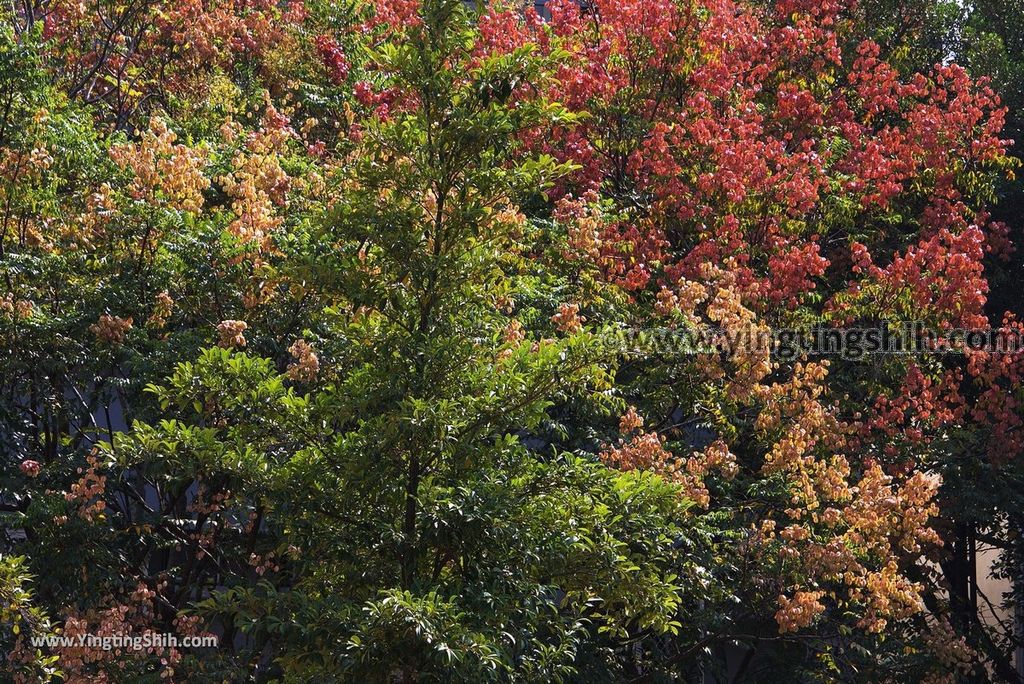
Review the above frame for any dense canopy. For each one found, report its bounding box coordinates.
[1,0,1024,681]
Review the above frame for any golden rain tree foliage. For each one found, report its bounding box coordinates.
[0,0,1022,682]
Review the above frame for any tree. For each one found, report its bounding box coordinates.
[2,1,721,681]
[1,0,1021,681]
[526,0,1015,679]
